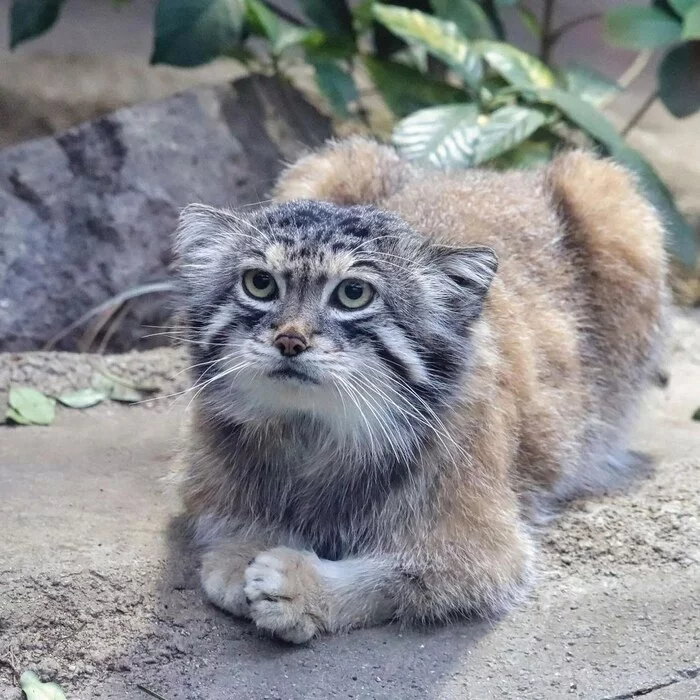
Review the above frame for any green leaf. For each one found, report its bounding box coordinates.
[392,103,546,168]
[151,0,245,67]
[110,384,147,403]
[372,4,483,90]
[298,0,354,37]
[56,388,108,409]
[517,4,541,38]
[669,0,699,16]
[390,45,430,73]
[19,671,67,700]
[393,104,481,167]
[6,408,33,425]
[91,372,160,396]
[7,387,55,426]
[604,6,682,49]
[692,406,700,421]
[682,4,700,37]
[495,0,517,5]
[429,0,494,39]
[563,63,621,108]
[478,41,557,90]
[303,32,356,60]
[658,43,700,117]
[10,0,65,48]
[245,0,320,54]
[491,137,557,169]
[309,59,358,118]
[92,373,116,394]
[538,87,623,147]
[363,56,466,117]
[352,0,374,31]
[470,105,548,163]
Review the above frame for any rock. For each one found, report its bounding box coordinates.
[0,52,248,149]
[0,75,332,352]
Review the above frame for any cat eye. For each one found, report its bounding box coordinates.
[242,269,278,300]
[333,279,375,310]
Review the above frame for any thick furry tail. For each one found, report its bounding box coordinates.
[274,137,414,206]
[545,150,669,387]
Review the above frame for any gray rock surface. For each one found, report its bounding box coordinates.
[0,75,331,352]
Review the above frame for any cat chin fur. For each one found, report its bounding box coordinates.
[176,137,668,642]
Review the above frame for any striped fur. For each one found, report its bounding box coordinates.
[175,138,668,643]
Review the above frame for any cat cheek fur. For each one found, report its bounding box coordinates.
[176,137,667,643]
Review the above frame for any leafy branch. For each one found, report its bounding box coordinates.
[7,0,699,269]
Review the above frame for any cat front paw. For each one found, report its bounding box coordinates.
[200,549,250,618]
[244,547,328,643]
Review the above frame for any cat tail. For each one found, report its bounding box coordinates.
[545,150,670,387]
[273,137,414,206]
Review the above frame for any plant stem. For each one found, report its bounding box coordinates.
[539,0,556,64]
[549,13,602,48]
[482,0,506,40]
[617,50,653,90]
[261,0,309,27]
[598,50,653,110]
[621,90,658,137]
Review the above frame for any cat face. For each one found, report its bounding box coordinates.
[176,200,497,439]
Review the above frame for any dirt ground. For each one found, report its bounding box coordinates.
[0,311,698,700]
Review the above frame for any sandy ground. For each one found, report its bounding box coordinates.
[0,312,699,700]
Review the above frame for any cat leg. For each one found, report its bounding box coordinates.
[244,518,534,643]
[200,536,271,619]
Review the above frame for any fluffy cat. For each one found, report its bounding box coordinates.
[174,138,668,643]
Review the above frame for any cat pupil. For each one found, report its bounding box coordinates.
[344,282,363,300]
[254,272,271,289]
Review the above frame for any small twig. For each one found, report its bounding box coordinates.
[617,50,653,91]
[539,0,556,63]
[79,304,123,353]
[620,89,658,137]
[260,0,309,27]
[0,654,20,684]
[482,0,506,39]
[98,298,135,354]
[43,280,175,350]
[136,684,169,700]
[549,12,602,47]
[598,50,653,111]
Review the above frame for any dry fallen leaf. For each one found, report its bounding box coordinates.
[91,371,156,404]
[6,387,56,426]
[110,383,147,403]
[19,671,67,700]
[56,388,109,409]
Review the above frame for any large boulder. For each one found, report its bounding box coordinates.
[0,75,332,351]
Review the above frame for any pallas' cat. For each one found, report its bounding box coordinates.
[174,138,667,643]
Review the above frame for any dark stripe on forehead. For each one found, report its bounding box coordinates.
[337,211,374,239]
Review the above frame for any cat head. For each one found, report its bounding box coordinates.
[175,200,497,443]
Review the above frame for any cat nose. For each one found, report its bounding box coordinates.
[273,332,308,357]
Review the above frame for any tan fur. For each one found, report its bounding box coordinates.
[182,138,668,642]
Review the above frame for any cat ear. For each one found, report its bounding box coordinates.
[174,203,231,263]
[430,244,498,299]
